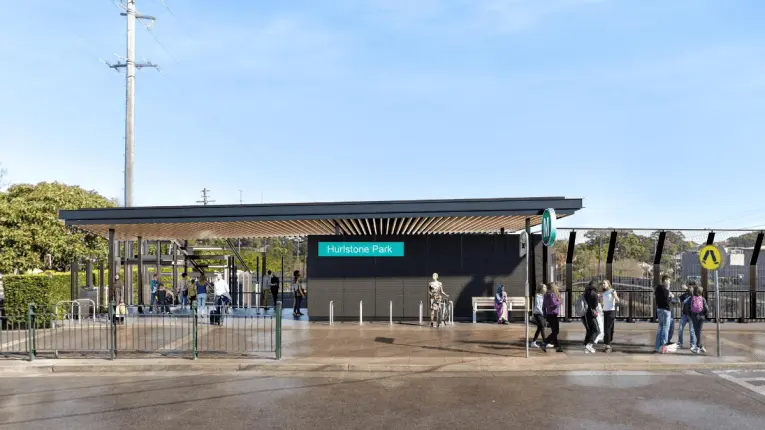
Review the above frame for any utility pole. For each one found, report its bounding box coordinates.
[104,0,159,208]
[197,188,215,206]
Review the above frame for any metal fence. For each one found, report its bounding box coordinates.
[0,302,281,360]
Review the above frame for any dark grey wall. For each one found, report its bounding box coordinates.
[307,234,545,320]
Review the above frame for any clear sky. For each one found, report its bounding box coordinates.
[1,0,764,230]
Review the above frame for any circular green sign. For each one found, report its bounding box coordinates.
[542,208,557,247]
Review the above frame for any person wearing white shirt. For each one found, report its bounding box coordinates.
[601,280,620,353]
[213,273,231,315]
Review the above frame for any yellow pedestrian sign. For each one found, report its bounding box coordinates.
[699,244,725,271]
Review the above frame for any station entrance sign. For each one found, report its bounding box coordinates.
[319,242,405,257]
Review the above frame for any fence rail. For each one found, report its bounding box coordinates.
[554,287,765,322]
[0,302,282,361]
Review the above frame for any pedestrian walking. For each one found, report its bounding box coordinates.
[685,285,710,354]
[601,280,619,353]
[530,284,547,351]
[582,280,600,354]
[678,283,696,350]
[196,276,210,318]
[543,282,563,352]
[292,271,305,317]
[177,272,189,308]
[110,274,124,324]
[270,272,281,310]
[150,273,159,311]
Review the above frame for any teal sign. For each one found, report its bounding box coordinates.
[319,242,404,257]
[541,208,557,247]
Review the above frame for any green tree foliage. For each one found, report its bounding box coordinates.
[726,232,762,248]
[0,182,114,274]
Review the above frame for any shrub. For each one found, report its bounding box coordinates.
[3,275,55,325]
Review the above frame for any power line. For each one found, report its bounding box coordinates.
[156,0,175,16]
[197,188,215,206]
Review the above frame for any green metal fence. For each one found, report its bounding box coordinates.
[0,302,282,361]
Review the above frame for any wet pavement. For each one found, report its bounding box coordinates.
[1,370,765,429]
[279,321,765,361]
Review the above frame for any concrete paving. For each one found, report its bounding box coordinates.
[1,371,765,429]
[2,322,765,374]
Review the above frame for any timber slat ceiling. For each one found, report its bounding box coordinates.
[59,197,582,240]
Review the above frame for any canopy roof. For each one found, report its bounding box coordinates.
[59,196,583,240]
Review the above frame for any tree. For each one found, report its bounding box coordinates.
[0,182,114,273]
[727,232,761,248]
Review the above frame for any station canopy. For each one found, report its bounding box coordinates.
[59,196,583,240]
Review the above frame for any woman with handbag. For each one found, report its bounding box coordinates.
[292,271,306,317]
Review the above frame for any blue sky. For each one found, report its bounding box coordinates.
[1,0,764,230]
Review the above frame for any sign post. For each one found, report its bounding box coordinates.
[522,231,529,359]
[698,243,726,357]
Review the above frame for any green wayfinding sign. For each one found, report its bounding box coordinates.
[541,208,557,247]
[318,242,405,257]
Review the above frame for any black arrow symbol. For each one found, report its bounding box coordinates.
[703,249,718,264]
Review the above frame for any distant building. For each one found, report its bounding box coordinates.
[679,246,765,289]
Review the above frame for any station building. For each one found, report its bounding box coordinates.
[60,196,583,321]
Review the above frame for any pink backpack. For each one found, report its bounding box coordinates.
[690,296,704,314]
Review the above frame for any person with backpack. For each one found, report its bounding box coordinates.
[530,284,547,351]
[543,282,563,352]
[678,283,696,350]
[684,285,709,354]
[581,280,601,353]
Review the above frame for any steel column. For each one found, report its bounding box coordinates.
[137,237,144,310]
[172,242,178,298]
[155,241,161,303]
[751,233,763,320]
[281,255,285,306]
[542,240,549,286]
[651,231,666,322]
[70,260,79,301]
[605,231,617,285]
[526,218,536,298]
[231,256,239,307]
[565,231,575,321]
[98,260,105,309]
[702,232,715,303]
[85,260,93,289]
[125,241,133,306]
[108,229,116,307]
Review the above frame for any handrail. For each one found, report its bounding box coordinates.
[225,239,251,272]
[55,300,81,323]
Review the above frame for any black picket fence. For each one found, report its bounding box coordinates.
[0,303,282,360]
[557,288,765,321]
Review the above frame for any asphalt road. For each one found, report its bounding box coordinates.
[1,370,765,429]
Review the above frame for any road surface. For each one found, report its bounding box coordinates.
[1,370,765,429]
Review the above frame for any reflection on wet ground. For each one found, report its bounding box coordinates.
[279,322,765,360]
[1,371,764,429]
